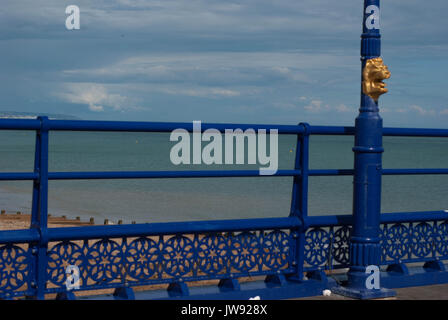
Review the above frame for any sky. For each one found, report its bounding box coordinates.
[0,0,447,128]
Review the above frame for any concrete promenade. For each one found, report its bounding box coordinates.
[299,284,448,300]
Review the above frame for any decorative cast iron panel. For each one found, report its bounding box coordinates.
[44,229,295,293]
[381,221,448,263]
[0,244,33,298]
[304,225,351,270]
[304,220,448,271]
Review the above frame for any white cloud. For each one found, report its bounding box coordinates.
[382,105,441,116]
[275,97,355,114]
[304,100,330,113]
[61,51,353,86]
[335,104,352,113]
[304,99,321,111]
[57,83,140,112]
[159,87,241,98]
[303,99,353,113]
[409,105,435,116]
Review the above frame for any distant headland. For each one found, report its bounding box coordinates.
[0,111,81,120]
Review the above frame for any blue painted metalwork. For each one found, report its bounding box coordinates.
[330,0,395,299]
[0,117,447,300]
[289,123,310,281]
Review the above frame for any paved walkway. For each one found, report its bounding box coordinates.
[299,284,448,300]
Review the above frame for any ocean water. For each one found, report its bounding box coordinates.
[0,130,447,224]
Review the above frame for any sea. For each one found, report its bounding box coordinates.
[0,129,447,224]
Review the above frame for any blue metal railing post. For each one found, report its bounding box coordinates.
[288,123,310,281]
[332,0,395,299]
[30,116,49,299]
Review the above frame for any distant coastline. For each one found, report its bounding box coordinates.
[0,111,81,120]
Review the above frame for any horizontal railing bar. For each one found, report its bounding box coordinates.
[0,228,40,244]
[309,168,448,176]
[382,168,448,175]
[309,126,448,137]
[46,170,301,180]
[304,215,352,227]
[0,119,447,137]
[383,127,448,137]
[0,172,39,180]
[306,210,448,227]
[309,169,354,176]
[309,126,355,135]
[1,210,445,242]
[0,119,41,130]
[46,217,302,241]
[299,125,448,137]
[380,210,448,223]
[46,119,305,134]
[2,168,448,181]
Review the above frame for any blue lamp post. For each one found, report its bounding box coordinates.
[333,0,395,299]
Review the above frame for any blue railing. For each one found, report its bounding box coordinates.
[0,116,447,300]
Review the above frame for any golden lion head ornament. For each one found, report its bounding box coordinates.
[362,57,391,101]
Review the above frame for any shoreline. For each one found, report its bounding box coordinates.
[0,210,98,230]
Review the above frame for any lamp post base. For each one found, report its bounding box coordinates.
[331,268,397,299]
[332,285,396,300]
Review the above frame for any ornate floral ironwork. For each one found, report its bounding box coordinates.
[124,237,160,281]
[380,221,448,263]
[435,222,448,257]
[262,230,290,269]
[161,235,195,277]
[47,241,84,286]
[85,239,123,284]
[0,244,31,295]
[3,219,446,297]
[197,233,228,275]
[304,228,331,267]
[42,229,294,292]
[411,222,433,258]
[382,223,410,261]
[332,226,351,265]
[230,232,260,272]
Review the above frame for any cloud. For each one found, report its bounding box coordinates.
[57,83,141,112]
[408,105,436,116]
[382,105,440,116]
[304,99,327,112]
[301,98,354,114]
[61,51,346,86]
[335,104,353,113]
[158,87,241,98]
